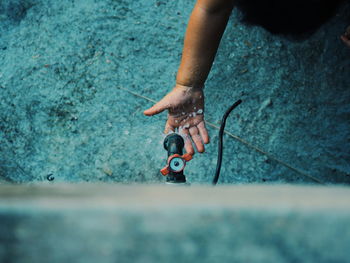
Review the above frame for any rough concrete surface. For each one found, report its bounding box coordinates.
[1,184,350,263]
[0,0,349,184]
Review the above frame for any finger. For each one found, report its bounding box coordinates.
[341,35,350,47]
[197,121,210,144]
[143,98,169,116]
[164,121,175,134]
[189,126,205,153]
[181,128,195,155]
[344,26,350,38]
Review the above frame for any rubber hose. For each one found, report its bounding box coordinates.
[212,99,242,185]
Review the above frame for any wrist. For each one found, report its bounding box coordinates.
[175,82,204,91]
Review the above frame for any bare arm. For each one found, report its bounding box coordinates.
[144,0,234,154]
[177,0,234,87]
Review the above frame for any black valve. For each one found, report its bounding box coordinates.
[161,133,192,184]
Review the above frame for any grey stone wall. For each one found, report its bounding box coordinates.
[0,0,349,184]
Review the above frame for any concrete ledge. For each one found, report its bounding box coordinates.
[1,184,350,263]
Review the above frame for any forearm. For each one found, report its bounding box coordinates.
[176,0,234,88]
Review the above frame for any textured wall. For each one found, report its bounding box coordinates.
[0,0,349,184]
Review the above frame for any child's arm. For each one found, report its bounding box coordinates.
[144,0,234,155]
[177,0,234,87]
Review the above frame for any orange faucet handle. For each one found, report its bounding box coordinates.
[182,153,192,162]
[160,153,193,176]
[160,165,170,176]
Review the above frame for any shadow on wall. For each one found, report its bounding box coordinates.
[235,0,345,38]
[0,0,35,24]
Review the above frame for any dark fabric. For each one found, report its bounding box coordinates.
[235,0,346,38]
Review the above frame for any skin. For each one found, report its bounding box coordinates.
[144,0,349,155]
[341,25,350,47]
[144,0,234,155]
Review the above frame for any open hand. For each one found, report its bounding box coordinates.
[144,85,209,155]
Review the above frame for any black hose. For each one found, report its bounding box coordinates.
[47,174,55,181]
[212,99,242,185]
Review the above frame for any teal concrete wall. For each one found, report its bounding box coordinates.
[0,0,349,184]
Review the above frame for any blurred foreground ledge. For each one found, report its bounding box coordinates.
[0,184,350,263]
[0,184,350,210]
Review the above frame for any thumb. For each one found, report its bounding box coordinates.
[144,98,169,116]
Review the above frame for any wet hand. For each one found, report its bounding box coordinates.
[144,84,209,155]
[341,26,350,48]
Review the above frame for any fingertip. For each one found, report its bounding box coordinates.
[185,142,195,155]
[164,122,175,134]
[144,108,161,116]
[203,136,210,144]
[197,146,205,153]
[187,148,195,155]
[143,109,152,116]
[193,136,205,153]
[196,143,205,153]
[198,122,210,144]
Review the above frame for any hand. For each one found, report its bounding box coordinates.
[341,26,350,48]
[144,84,210,155]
